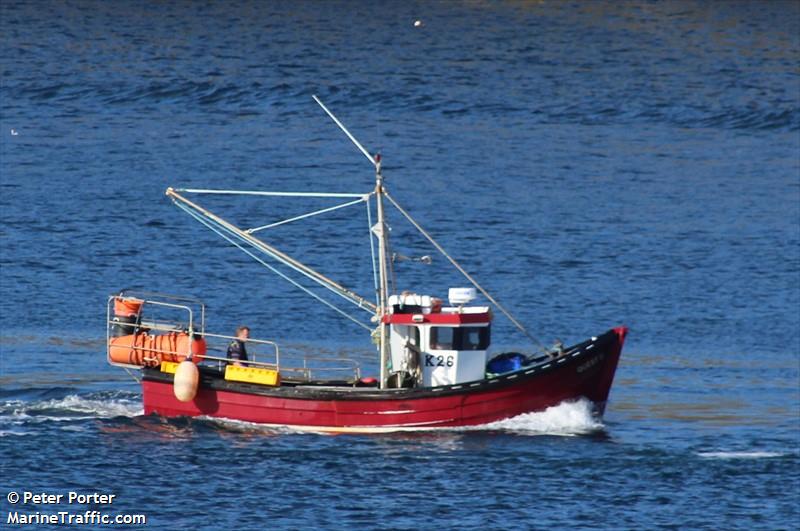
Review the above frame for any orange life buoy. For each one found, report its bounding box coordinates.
[109,332,206,367]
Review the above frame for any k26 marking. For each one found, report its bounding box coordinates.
[425,354,454,367]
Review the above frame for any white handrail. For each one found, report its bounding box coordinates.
[107,294,363,381]
[200,331,280,367]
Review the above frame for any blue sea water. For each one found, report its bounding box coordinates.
[1,1,799,529]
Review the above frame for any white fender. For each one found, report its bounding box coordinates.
[173,360,199,402]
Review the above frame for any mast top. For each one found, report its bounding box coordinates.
[313,94,377,171]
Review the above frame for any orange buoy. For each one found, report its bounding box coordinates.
[111,297,144,337]
[113,297,143,317]
[109,332,206,367]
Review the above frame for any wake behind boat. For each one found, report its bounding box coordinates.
[105,97,627,433]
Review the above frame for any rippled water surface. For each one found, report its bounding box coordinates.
[1,1,799,529]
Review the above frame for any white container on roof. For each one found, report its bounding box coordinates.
[448,287,477,306]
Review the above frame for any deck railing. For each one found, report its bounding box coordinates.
[106,291,361,382]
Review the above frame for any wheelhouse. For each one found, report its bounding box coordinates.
[384,289,492,387]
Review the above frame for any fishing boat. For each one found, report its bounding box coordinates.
[106,96,627,433]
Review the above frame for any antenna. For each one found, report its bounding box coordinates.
[312,95,377,168]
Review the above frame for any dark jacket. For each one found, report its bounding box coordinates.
[226,339,248,364]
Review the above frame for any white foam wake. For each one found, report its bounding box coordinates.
[697,451,786,459]
[2,393,143,424]
[476,398,604,435]
[41,394,143,418]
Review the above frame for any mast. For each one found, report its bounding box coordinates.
[312,95,394,389]
[374,154,391,389]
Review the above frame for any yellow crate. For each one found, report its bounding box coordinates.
[160,361,179,374]
[224,365,280,386]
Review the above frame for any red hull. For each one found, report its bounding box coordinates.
[141,327,626,432]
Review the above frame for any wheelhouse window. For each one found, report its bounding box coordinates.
[430,326,490,350]
[461,326,489,350]
[430,326,454,350]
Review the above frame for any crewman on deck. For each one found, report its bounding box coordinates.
[226,325,250,366]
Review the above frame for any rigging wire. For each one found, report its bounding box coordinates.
[177,189,364,199]
[385,206,397,297]
[365,195,380,307]
[312,95,377,168]
[168,188,375,314]
[174,201,372,332]
[384,191,547,351]
[171,181,546,349]
[246,196,368,234]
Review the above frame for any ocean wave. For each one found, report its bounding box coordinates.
[5,76,797,132]
[697,451,787,459]
[0,430,34,437]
